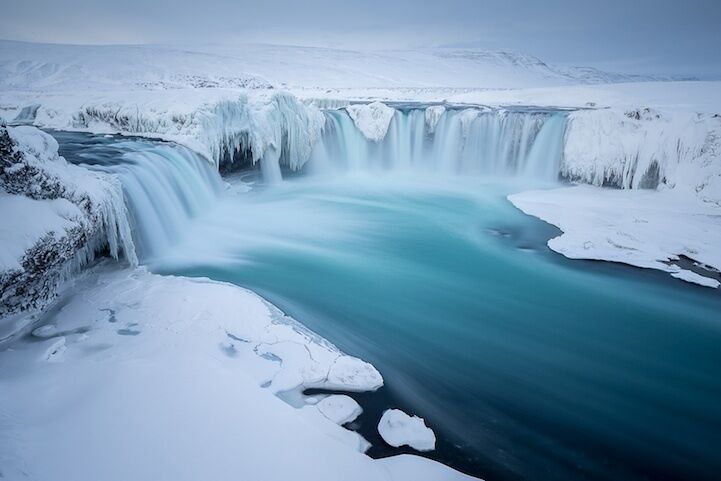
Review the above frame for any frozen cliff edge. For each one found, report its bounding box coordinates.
[0,124,136,335]
[509,106,721,288]
[3,90,326,174]
[562,108,721,206]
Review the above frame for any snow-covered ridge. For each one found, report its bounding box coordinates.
[0,40,674,91]
[0,125,136,331]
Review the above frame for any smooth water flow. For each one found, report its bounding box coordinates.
[304,108,567,180]
[52,131,223,261]
[53,124,721,481]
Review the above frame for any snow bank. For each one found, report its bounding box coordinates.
[0,263,473,481]
[378,409,437,452]
[509,185,721,288]
[0,125,136,324]
[345,102,396,142]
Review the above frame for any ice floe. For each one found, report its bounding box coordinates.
[378,409,437,452]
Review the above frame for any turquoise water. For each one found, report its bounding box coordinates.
[56,131,721,481]
[161,175,721,481]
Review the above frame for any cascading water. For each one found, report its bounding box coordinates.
[305,107,568,179]
[45,116,721,481]
[52,131,223,262]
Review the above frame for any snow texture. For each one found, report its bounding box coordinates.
[378,409,437,452]
[0,263,474,481]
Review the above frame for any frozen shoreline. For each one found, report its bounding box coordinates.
[508,185,721,288]
[0,262,476,481]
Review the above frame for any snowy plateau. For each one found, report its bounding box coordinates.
[1,39,721,481]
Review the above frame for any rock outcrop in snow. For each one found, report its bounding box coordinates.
[0,125,135,329]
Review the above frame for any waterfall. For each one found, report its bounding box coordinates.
[56,133,223,262]
[304,107,568,180]
[53,107,567,261]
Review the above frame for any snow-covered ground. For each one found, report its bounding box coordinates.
[509,186,721,288]
[0,262,474,481]
[0,40,670,92]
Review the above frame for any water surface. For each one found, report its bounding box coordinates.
[56,131,721,481]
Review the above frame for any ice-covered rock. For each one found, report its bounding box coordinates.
[345,101,396,142]
[562,109,721,205]
[0,125,136,326]
[378,409,436,452]
[316,395,363,425]
[424,105,446,134]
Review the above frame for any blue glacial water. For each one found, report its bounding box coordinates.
[54,129,721,481]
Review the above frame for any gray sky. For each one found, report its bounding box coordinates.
[2,0,720,77]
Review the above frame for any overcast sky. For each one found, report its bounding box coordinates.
[2,0,720,77]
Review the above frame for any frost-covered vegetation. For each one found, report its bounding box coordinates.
[0,124,135,328]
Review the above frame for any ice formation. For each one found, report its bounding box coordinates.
[0,125,136,324]
[59,135,224,261]
[424,105,446,133]
[345,101,396,142]
[562,108,721,205]
[378,409,437,452]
